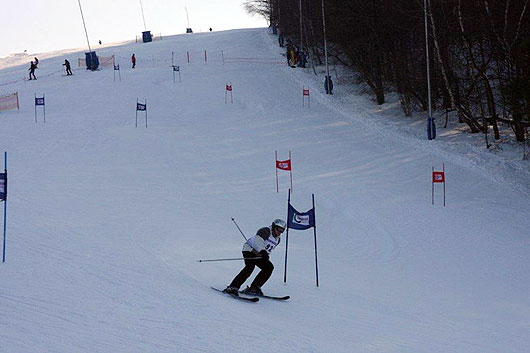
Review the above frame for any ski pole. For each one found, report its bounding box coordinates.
[197,257,261,263]
[231,217,248,241]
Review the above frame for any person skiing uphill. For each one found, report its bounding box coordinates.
[224,219,286,296]
[63,59,72,75]
[28,61,37,80]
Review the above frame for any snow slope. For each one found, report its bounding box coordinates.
[0,28,529,353]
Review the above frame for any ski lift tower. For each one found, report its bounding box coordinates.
[139,0,152,42]
[77,0,99,70]
[185,6,193,33]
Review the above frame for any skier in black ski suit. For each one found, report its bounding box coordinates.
[63,59,72,75]
[224,219,286,296]
[28,61,37,80]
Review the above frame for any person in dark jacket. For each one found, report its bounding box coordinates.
[325,75,334,94]
[224,219,287,296]
[63,59,72,75]
[28,61,37,80]
[131,54,136,68]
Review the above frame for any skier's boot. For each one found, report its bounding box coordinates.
[242,285,263,296]
[223,286,239,296]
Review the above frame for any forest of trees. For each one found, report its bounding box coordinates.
[245,0,530,144]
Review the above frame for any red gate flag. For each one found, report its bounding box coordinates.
[226,84,232,91]
[276,159,291,171]
[303,89,310,96]
[432,171,445,183]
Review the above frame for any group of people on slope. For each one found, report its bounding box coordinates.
[27,52,139,81]
[27,57,72,80]
[286,42,307,68]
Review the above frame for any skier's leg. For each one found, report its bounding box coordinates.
[250,259,274,288]
[229,252,256,289]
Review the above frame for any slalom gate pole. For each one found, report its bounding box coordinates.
[197,256,261,263]
[289,150,293,191]
[231,217,248,241]
[283,189,291,283]
[2,152,6,262]
[431,166,434,205]
[443,163,446,207]
[312,193,319,287]
[275,151,279,193]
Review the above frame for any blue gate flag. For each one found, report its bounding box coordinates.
[35,97,45,106]
[0,173,6,201]
[136,103,146,111]
[287,203,315,230]
[173,65,180,71]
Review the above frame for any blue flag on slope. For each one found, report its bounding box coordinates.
[287,203,315,230]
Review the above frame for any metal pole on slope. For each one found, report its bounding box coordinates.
[321,0,331,94]
[283,189,291,283]
[2,152,7,263]
[77,0,93,55]
[185,6,191,29]
[424,0,435,140]
[299,0,303,54]
[139,0,147,31]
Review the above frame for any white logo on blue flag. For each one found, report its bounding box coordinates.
[35,97,45,106]
[136,103,147,111]
[287,203,315,230]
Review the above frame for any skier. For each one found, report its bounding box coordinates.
[131,53,136,69]
[28,61,37,80]
[224,218,286,296]
[63,59,72,75]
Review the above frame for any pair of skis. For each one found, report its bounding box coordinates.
[211,287,290,302]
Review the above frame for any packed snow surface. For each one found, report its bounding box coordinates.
[1,28,529,352]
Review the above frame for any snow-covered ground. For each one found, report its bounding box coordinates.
[1,28,529,353]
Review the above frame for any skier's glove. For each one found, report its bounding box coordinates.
[259,250,269,260]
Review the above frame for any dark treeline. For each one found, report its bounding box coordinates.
[245,0,530,142]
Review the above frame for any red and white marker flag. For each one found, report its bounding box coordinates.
[225,82,233,104]
[432,164,446,206]
[302,87,310,108]
[276,150,293,192]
